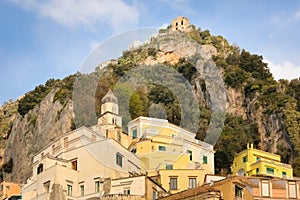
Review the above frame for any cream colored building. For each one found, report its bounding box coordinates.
[22,126,141,200]
[109,175,167,199]
[22,90,141,200]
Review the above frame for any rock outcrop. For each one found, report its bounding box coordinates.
[3,90,73,183]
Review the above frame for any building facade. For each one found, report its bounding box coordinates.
[159,176,300,200]
[108,175,167,199]
[22,126,141,200]
[127,117,215,193]
[231,144,293,179]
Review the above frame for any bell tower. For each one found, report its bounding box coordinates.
[98,89,122,127]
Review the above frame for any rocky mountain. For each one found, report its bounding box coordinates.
[1,25,300,183]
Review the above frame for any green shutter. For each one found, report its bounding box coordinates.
[203,156,208,164]
[159,146,166,151]
[132,129,137,139]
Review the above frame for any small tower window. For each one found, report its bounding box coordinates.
[37,163,43,175]
[181,20,183,25]
[71,160,77,171]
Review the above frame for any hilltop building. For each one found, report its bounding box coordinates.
[231,144,293,179]
[171,16,192,32]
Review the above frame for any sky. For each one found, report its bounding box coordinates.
[1,0,300,104]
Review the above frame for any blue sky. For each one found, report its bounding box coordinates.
[1,0,300,104]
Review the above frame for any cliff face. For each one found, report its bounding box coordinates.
[3,90,73,183]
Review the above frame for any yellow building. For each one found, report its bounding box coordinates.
[231,144,293,179]
[127,117,215,193]
[0,182,21,200]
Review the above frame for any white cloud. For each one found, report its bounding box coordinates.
[264,58,300,80]
[9,0,140,30]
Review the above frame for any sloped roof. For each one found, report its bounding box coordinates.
[102,89,118,104]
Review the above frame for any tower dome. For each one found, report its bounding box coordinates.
[101,89,118,104]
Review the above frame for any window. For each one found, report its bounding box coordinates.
[123,188,130,194]
[282,171,287,178]
[181,20,183,25]
[175,22,178,26]
[67,184,72,196]
[189,178,196,189]
[166,164,173,170]
[266,167,274,174]
[95,181,100,193]
[132,129,137,139]
[6,185,10,190]
[80,185,84,196]
[187,150,192,161]
[170,178,177,190]
[256,168,259,174]
[117,130,121,143]
[116,153,123,167]
[159,146,166,151]
[243,156,248,163]
[288,181,297,198]
[131,148,136,154]
[261,180,269,197]
[203,156,207,164]
[43,181,50,193]
[71,160,77,171]
[37,164,43,175]
[256,157,260,161]
[152,191,157,200]
[235,185,243,198]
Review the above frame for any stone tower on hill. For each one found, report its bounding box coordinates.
[171,16,192,32]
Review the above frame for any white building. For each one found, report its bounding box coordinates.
[22,90,141,200]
